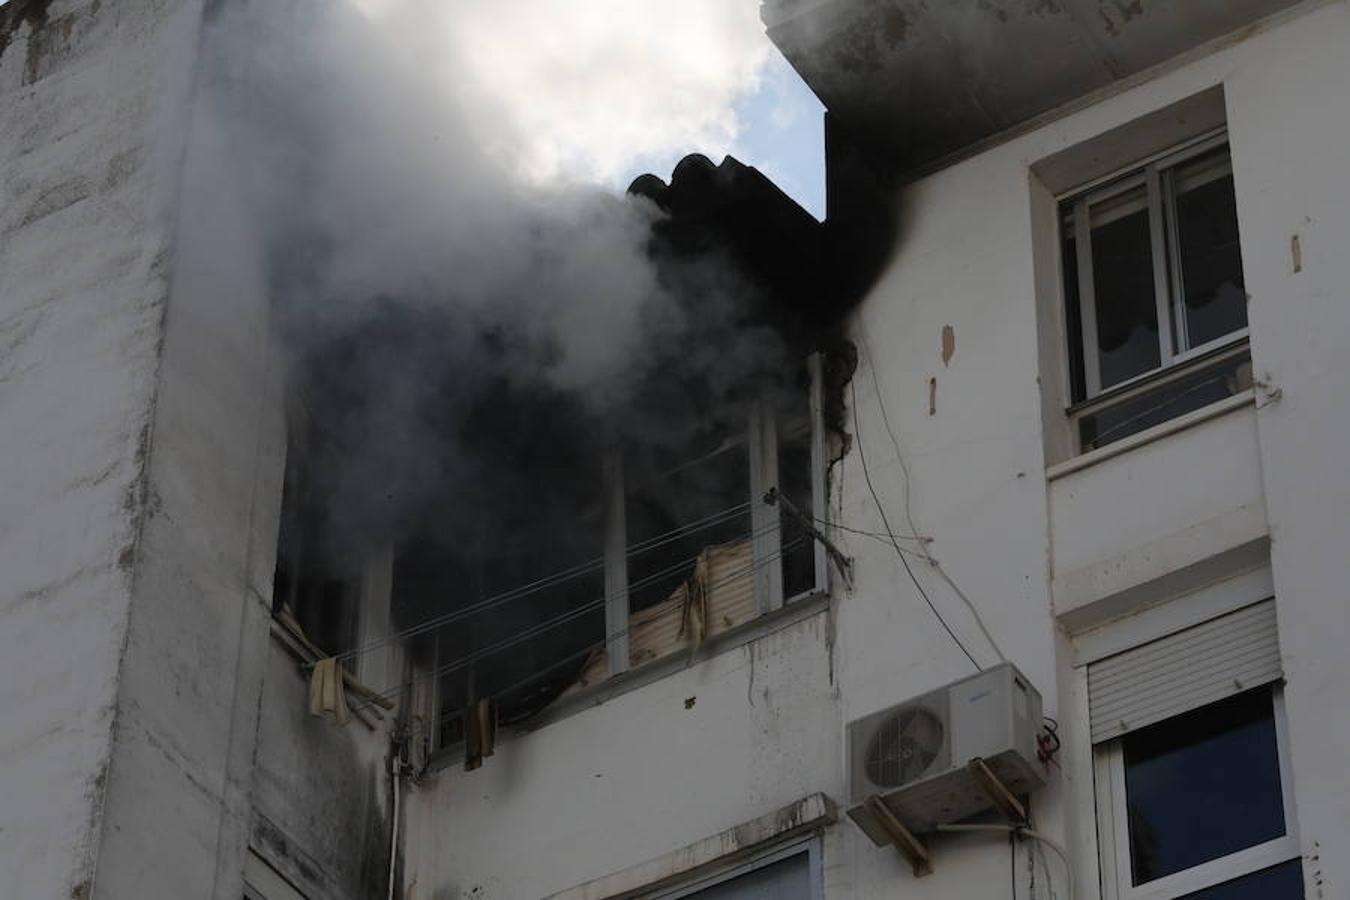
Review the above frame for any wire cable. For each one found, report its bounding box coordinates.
[936,825,1074,900]
[850,376,981,671]
[333,500,754,663]
[350,525,806,710]
[377,536,810,732]
[858,331,1009,666]
[419,536,811,739]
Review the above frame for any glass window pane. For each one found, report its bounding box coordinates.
[1180,860,1304,899]
[1171,147,1247,347]
[1089,185,1161,388]
[1124,689,1286,885]
[1077,352,1251,451]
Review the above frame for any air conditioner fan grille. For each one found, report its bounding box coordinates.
[864,705,945,788]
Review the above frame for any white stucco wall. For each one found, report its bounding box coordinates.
[404,3,1350,898]
[1224,7,1350,891]
[0,2,203,897]
[405,613,841,899]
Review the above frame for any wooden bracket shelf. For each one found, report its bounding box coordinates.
[864,795,931,878]
[864,757,1030,879]
[968,757,1028,825]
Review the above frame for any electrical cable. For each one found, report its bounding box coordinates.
[333,500,754,663]
[936,825,1074,900]
[850,376,981,671]
[384,537,810,736]
[386,755,400,900]
[349,528,809,713]
[858,331,1009,666]
[415,535,811,736]
[399,533,808,717]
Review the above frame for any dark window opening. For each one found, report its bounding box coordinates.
[1123,688,1286,885]
[272,432,359,658]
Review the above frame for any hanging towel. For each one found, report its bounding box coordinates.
[309,656,351,726]
[464,698,497,771]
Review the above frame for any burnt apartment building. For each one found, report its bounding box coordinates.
[3,0,1350,898]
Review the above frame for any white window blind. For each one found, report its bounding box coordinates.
[1088,599,1281,744]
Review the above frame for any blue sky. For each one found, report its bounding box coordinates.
[616,54,826,221]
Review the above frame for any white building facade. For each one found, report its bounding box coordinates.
[2,1,1349,899]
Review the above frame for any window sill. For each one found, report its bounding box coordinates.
[1048,389,1255,482]
[422,592,832,773]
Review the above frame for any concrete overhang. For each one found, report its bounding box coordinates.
[763,0,1306,175]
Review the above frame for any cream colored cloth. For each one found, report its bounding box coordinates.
[308,656,351,726]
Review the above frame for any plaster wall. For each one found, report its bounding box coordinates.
[403,4,1350,899]
[1222,5,1350,891]
[0,1,203,897]
[250,640,396,900]
[1049,405,1268,621]
[87,48,293,897]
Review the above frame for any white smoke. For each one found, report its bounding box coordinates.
[351,0,772,184]
[189,0,791,555]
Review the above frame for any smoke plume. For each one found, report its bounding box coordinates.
[191,0,796,574]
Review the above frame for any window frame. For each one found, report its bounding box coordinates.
[600,352,831,673]
[1060,128,1251,451]
[647,836,823,900]
[1093,686,1301,900]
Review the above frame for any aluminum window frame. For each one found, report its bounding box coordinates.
[647,836,824,900]
[1062,129,1249,451]
[1093,686,1300,900]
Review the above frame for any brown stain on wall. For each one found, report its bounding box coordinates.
[941,325,955,367]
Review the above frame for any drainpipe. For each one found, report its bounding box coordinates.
[387,749,403,900]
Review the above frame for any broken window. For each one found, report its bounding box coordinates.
[273,332,831,761]
[1061,134,1252,452]
[402,356,831,762]
[272,419,360,659]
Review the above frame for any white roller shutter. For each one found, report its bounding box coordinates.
[1088,599,1281,744]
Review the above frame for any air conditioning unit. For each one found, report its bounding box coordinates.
[846,663,1045,845]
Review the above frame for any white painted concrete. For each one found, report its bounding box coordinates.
[2,3,391,897]
[405,613,840,899]
[0,2,204,897]
[1050,401,1267,618]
